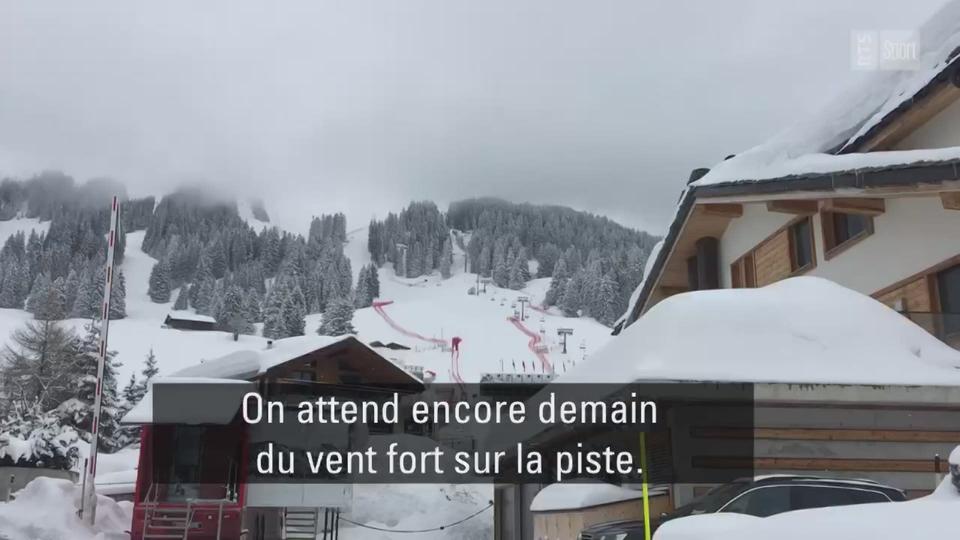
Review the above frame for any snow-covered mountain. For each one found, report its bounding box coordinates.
[0,211,613,387]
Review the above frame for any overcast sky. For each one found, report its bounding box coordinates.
[0,0,947,233]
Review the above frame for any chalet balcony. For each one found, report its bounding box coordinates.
[901,312,960,350]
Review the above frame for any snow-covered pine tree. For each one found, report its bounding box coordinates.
[478,245,492,277]
[218,285,252,338]
[596,272,620,326]
[560,272,583,317]
[0,259,26,308]
[63,268,81,312]
[0,401,79,469]
[544,255,568,306]
[354,265,371,308]
[262,286,288,339]
[173,286,189,310]
[148,260,172,303]
[365,264,380,299]
[60,320,122,451]
[517,248,532,281]
[142,347,159,382]
[122,373,141,405]
[492,248,509,288]
[194,277,216,315]
[440,238,453,279]
[242,288,262,323]
[318,296,356,336]
[508,254,526,290]
[25,273,51,316]
[47,277,68,320]
[284,296,307,337]
[110,269,127,319]
[0,320,78,412]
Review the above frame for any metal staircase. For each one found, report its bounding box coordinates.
[282,508,319,539]
[141,504,194,539]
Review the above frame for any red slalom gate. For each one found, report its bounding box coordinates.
[371,300,447,346]
[507,316,552,372]
[371,300,465,390]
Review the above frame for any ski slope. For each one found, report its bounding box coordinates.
[0,218,613,386]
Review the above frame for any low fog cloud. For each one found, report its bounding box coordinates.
[0,0,946,232]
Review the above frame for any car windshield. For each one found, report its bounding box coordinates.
[673,482,748,515]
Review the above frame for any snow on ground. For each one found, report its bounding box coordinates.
[561,276,960,386]
[0,218,613,386]
[0,217,48,244]
[0,477,131,540]
[0,229,276,385]
[342,484,492,540]
[336,270,611,384]
[656,475,960,540]
[0,217,610,539]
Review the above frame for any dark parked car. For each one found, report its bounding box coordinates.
[577,476,905,540]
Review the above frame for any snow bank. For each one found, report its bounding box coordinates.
[529,481,657,512]
[692,0,960,187]
[562,277,960,386]
[653,513,761,540]
[0,477,132,540]
[656,476,960,540]
[342,484,492,540]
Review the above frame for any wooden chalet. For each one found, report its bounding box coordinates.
[121,335,425,540]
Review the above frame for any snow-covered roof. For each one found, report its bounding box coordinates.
[692,146,960,188]
[566,277,960,386]
[615,239,664,328]
[121,377,254,424]
[169,334,356,379]
[166,311,216,323]
[695,0,960,188]
[529,481,666,512]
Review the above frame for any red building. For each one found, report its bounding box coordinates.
[121,335,424,540]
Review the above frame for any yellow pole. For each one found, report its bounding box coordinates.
[640,432,651,540]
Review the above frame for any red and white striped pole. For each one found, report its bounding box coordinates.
[79,196,120,525]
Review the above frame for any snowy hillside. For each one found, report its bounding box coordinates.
[0,216,613,387]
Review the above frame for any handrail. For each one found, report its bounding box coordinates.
[141,483,157,539]
[215,500,224,540]
[182,501,194,540]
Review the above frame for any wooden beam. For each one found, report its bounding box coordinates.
[699,203,743,218]
[766,200,818,215]
[940,191,960,210]
[859,82,960,152]
[821,197,886,216]
[692,427,960,443]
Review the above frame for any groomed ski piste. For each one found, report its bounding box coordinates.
[0,215,614,539]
